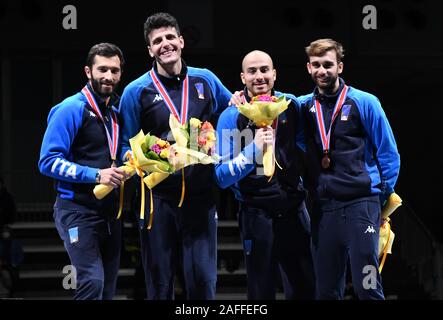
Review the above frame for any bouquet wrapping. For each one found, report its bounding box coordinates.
[378,192,402,272]
[143,114,219,189]
[237,95,289,177]
[93,115,220,228]
[93,131,174,200]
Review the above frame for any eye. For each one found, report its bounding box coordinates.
[247,68,257,74]
[259,67,270,73]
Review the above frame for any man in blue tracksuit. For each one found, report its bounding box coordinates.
[215,50,315,300]
[298,39,400,299]
[118,12,231,300]
[39,43,128,299]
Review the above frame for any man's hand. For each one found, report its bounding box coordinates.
[98,167,129,188]
[254,126,274,151]
[229,90,246,106]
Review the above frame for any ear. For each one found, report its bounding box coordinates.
[273,69,277,81]
[148,46,154,58]
[240,72,246,85]
[306,62,312,75]
[338,61,344,75]
[84,66,92,80]
[179,35,185,49]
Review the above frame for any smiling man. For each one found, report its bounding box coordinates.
[299,38,400,300]
[215,50,316,300]
[118,12,232,300]
[39,43,128,299]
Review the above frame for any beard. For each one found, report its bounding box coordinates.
[90,76,117,99]
[313,74,339,94]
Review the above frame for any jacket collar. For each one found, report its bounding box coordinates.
[314,77,345,101]
[152,59,188,87]
[86,83,120,109]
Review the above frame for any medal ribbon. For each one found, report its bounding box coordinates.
[81,86,119,160]
[150,69,189,125]
[313,85,348,153]
[266,117,281,182]
[149,69,190,214]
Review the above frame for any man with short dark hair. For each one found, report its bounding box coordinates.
[39,43,128,300]
[119,12,231,300]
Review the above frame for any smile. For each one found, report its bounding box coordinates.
[161,49,176,56]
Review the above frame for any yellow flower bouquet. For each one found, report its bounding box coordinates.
[237,95,290,177]
[378,192,402,272]
[93,115,220,228]
[93,132,175,201]
[143,114,219,190]
[93,130,179,228]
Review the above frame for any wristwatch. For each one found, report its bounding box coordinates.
[95,170,101,183]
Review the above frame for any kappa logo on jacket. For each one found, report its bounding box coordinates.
[309,105,316,113]
[153,94,163,103]
[89,111,96,118]
[364,225,376,234]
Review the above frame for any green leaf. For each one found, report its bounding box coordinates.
[146,134,158,148]
[147,150,161,161]
[157,160,173,173]
[141,142,148,153]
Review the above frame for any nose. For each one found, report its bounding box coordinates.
[317,65,327,75]
[103,69,113,81]
[161,37,172,48]
[255,71,264,81]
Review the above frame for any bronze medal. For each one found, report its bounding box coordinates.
[313,85,349,172]
[321,154,330,169]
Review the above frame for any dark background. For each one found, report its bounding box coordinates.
[0,0,442,240]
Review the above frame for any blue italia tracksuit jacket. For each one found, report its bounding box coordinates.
[298,79,400,202]
[38,84,122,299]
[118,61,231,299]
[298,79,400,299]
[215,90,316,299]
[215,90,306,209]
[119,61,231,201]
[38,83,121,207]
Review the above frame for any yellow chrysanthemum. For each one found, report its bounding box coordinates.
[159,148,170,159]
[156,139,167,148]
[206,132,216,141]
